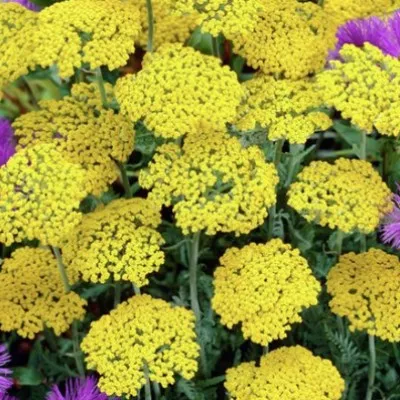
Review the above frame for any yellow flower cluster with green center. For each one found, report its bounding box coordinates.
[0,144,88,246]
[81,294,199,397]
[0,3,37,98]
[0,247,86,339]
[225,346,345,400]
[62,198,165,285]
[174,0,263,39]
[132,0,198,49]
[139,132,278,235]
[288,158,392,234]
[327,249,400,342]
[212,239,320,345]
[235,74,332,144]
[231,0,336,79]
[318,44,400,134]
[31,0,141,77]
[323,0,399,25]
[13,83,134,195]
[115,44,244,139]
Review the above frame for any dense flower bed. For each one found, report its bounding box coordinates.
[1,0,400,399]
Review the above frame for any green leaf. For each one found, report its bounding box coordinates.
[13,367,43,386]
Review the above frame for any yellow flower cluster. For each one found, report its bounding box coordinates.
[318,44,400,134]
[33,0,141,77]
[115,44,244,139]
[323,0,399,25]
[212,239,320,345]
[236,74,332,144]
[132,0,198,49]
[13,83,134,195]
[0,247,86,339]
[0,3,37,97]
[62,198,165,285]
[81,294,199,397]
[288,158,392,234]
[225,346,345,400]
[232,0,336,79]
[174,0,263,39]
[327,249,400,342]
[139,132,278,235]
[0,144,88,246]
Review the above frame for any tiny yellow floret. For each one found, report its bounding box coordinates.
[81,295,199,397]
[225,346,345,400]
[327,249,400,342]
[288,158,392,233]
[0,247,86,339]
[212,239,320,345]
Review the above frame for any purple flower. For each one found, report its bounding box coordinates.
[2,0,40,11]
[382,190,400,249]
[0,395,17,400]
[47,377,109,400]
[329,16,400,60]
[0,119,16,167]
[0,345,13,396]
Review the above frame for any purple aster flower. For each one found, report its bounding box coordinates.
[381,189,400,249]
[329,16,400,60]
[47,377,109,400]
[2,0,40,11]
[0,345,13,396]
[0,395,17,400]
[0,119,16,167]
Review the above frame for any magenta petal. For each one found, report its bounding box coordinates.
[47,377,110,400]
[2,0,40,11]
[0,346,12,395]
[0,119,16,167]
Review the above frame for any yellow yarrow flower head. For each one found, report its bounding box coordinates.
[81,294,199,397]
[139,132,278,235]
[115,44,244,139]
[0,3,37,98]
[288,158,393,234]
[12,83,134,196]
[174,0,263,39]
[0,247,86,339]
[0,143,88,247]
[132,0,198,49]
[212,239,320,345]
[62,198,165,285]
[33,0,141,77]
[323,0,399,25]
[235,74,332,144]
[288,158,392,234]
[318,44,400,134]
[225,346,345,400]
[327,249,400,342]
[231,0,336,79]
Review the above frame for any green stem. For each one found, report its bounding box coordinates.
[143,363,152,400]
[133,284,141,296]
[336,230,343,260]
[263,345,269,355]
[146,0,154,52]
[366,335,376,400]
[212,36,221,59]
[95,68,108,108]
[72,321,85,377]
[152,382,161,398]
[188,231,208,378]
[116,160,133,198]
[273,139,284,166]
[43,328,58,352]
[52,247,70,292]
[360,132,367,160]
[114,282,122,307]
[316,149,355,159]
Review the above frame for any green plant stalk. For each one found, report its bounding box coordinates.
[51,247,85,376]
[146,0,154,52]
[188,231,208,378]
[114,282,122,307]
[336,230,343,260]
[267,139,284,239]
[366,334,376,400]
[133,284,141,296]
[44,328,58,353]
[95,67,108,108]
[152,382,161,398]
[360,132,367,160]
[116,160,133,198]
[143,363,152,400]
